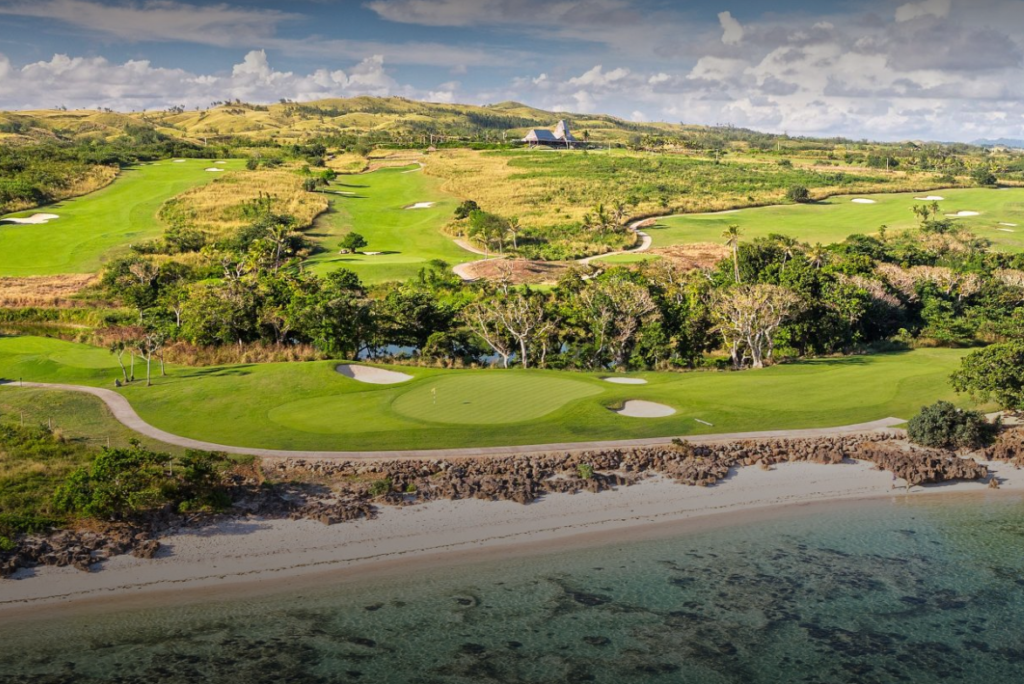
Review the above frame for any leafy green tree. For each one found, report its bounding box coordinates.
[971,167,998,187]
[340,232,368,253]
[952,343,1024,410]
[907,401,995,450]
[454,200,479,220]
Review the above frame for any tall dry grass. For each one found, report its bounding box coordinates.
[0,275,100,308]
[159,168,329,237]
[161,341,328,366]
[424,149,961,228]
[1,165,118,215]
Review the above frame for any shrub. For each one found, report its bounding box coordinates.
[952,343,1024,411]
[577,463,595,480]
[971,168,998,187]
[907,401,995,450]
[786,185,811,203]
[369,478,392,497]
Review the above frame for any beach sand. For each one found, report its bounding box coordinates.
[3,458,1022,613]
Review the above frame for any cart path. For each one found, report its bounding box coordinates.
[3,380,905,461]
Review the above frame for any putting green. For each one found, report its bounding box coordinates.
[0,336,986,451]
[647,187,1024,253]
[391,374,604,425]
[303,165,474,284]
[0,159,246,276]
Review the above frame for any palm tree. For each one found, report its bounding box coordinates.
[722,225,743,283]
[775,235,799,272]
[807,243,828,270]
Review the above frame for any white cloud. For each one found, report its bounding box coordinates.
[718,11,745,45]
[568,65,631,87]
[631,110,647,122]
[0,50,405,110]
[895,0,953,23]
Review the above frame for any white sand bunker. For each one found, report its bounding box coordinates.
[998,229,1016,233]
[614,400,676,418]
[405,202,436,210]
[915,196,945,201]
[1,213,59,225]
[603,377,648,385]
[215,161,227,164]
[1000,223,1018,227]
[851,199,877,205]
[950,211,981,217]
[336,364,413,385]
[173,159,187,163]
[363,251,384,256]
[205,168,225,172]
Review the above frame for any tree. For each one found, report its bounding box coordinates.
[907,401,995,450]
[713,284,802,369]
[786,185,811,203]
[454,200,479,220]
[134,330,167,387]
[952,343,1024,411]
[722,225,743,283]
[774,235,800,272]
[340,232,368,254]
[302,177,319,193]
[971,167,998,187]
[807,243,828,270]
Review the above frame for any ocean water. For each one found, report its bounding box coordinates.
[2,495,1024,683]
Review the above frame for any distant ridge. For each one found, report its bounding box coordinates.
[973,138,1024,149]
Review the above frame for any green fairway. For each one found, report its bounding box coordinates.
[303,166,473,284]
[0,159,245,276]
[645,187,1024,253]
[0,336,983,452]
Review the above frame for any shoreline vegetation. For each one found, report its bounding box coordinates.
[2,424,1023,609]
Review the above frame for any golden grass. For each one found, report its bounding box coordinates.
[424,149,960,228]
[0,275,99,308]
[1,165,117,214]
[159,168,328,237]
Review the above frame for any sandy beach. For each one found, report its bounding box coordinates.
[3,457,1022,615]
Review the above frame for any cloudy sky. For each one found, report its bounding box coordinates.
[0,0,1022,141]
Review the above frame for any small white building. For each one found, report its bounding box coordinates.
[523,120,580,147]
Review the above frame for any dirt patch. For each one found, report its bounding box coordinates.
[649,243,730,271]
[0,274,98,307]
[460,259,576,285]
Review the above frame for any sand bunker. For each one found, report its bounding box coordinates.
[603,378,649,385]
[205,168,225,172]
[915,196,945,201]
[1,213,59,225]
[215,161,227,165]
[1000,223,1018,227]
[336,364,413,385]
[405,202,436,210]
[851,199,877,205]
[614,400,676,418]
[950,211,981,217]
[173,159,187,163]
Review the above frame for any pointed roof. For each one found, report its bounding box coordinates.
[553,120,578,142]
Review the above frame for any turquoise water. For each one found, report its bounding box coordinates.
[3,495,1024,683]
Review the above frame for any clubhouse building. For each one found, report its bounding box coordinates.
[523,120,580,148]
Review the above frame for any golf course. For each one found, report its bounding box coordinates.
[303,164,473,283]
[0,159,246,276]
[645,187,1024,253]
[0,335,979,452]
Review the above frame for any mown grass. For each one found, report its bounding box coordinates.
[0,159,245,276]
[652,187,1024,253]
[303,165,473,283]
[425,148,950,230]
[159,166,329,237]
[0,336,981,452]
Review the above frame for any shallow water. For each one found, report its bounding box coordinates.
[3,495,1024,683]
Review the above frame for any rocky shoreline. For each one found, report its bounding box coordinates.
[2,429,1020,580]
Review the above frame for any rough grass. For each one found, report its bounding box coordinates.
[424,148,952,230]
[652,187,1024,253]
[0,335,982,452]
[159,167,329,237]
[0,159,246,276]
[0,275,99,308]
[0,165,118,215]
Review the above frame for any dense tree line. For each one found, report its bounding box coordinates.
[99,199,1024,376]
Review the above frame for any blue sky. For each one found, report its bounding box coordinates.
[0,0,1023,141]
